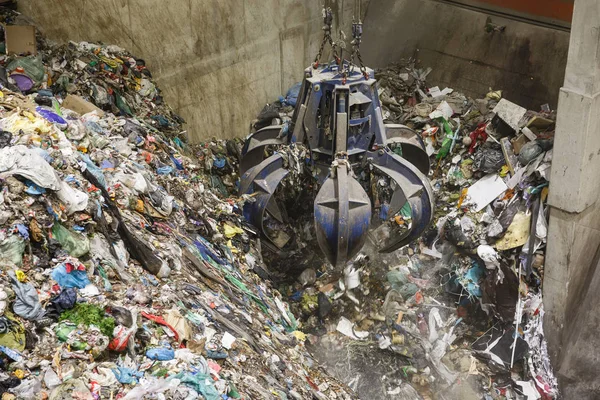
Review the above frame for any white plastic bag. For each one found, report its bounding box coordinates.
[56,180,89,214]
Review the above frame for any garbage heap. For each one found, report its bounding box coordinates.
[266,62,557,399]
[0,11,355,400]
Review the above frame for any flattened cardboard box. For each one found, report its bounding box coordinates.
[5,25,36,55]
[62,95,105,117]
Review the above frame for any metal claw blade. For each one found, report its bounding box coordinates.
[385,124,431,175]
[314,163,371,267]
[368,148,434,253]
[240,126,288,177]
[240,153,290,248]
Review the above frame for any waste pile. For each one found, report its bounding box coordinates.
[264,61,558,399]
[0,9,356,400]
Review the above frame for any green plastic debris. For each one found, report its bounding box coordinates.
[7,55,45,83]
[171,372,220,400]
[59,303,115,337]
[227,383,241,399]
[301,293,318,314]
[0,235,25,266]
[0,311,26,351]
[400,202,412,219]
[436,118,454,160]
[55,321,87,350]
[52,223,90,257]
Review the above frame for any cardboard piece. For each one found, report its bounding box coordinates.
[500,137,518,175]
[467,174,508,212]
[5,25,36,56]
[62,95,105,116]
[493,99,527,132]
[511,134,529,155]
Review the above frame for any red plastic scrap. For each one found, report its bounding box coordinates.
[141,311,180,342]
[469,123,488,154]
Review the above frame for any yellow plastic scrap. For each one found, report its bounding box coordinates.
[99,56,121,69]
[495,212,531,250]
[499,165,510,178]
[223,223,244,239]
[292,331,307,342]
[486,89,502,101]
[226,240,239,253]
[13,369,25,379]
[15,270,27,283]
[135,199,145,213]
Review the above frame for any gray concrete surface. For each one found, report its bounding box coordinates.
[545,1,600,397]
[18,0,368,142]
[361,0,570,110]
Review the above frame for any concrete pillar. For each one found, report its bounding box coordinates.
[545,0,600,396]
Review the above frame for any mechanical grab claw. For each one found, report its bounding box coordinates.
[240,61,434,267]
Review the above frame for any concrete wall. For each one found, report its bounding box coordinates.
[18,0,368,142]
[361,0,570,110]
[545,1,600,396]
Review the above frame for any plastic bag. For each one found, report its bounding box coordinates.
[11,378,42,399]
[146,346,175,361]
[281,82,302,107]
[0,235,25,266]
[474,142,505,173]
[171,372,220,400]
[48,378,93,400]
[79,153,106,188]
[0,145,61,190]
[518,141,543,165]
[122,377,181,400]
[7,55,45,83]
[56,181,89,215]
[51,263,90,289]
[111,367,143,385]
[108,309,137,352]
[113,171,147,194]
[10,270,45,320]
[44,367,62,390]
[52,224,90,257]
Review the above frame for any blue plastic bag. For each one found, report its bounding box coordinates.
[112,367,144,384]
[79,153,107,188]
[280,82,302,107]
[51,263,90,289]
[36,107,67,129]
[146,347,175,361]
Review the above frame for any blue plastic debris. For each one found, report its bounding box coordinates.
[24,180,46,195]
[36,106,68,129]
[157,166,173,175]
[14,224,29,240]
[112,367,144,384]
[51,263,91,289]
[279,82,302,107]
[213,157,226,169]
[79,153,107,188]
[146,347,175,361]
